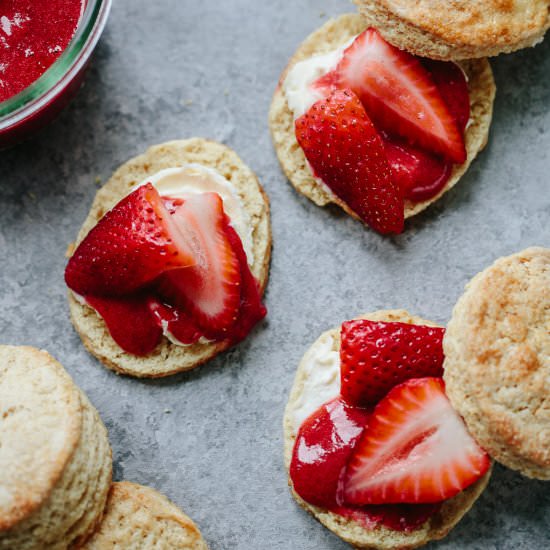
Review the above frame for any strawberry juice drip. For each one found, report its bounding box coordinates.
[0,0,84,102]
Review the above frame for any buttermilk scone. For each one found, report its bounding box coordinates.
[67,138,271,378]
[82,482,208,549]
[444,247,550,480]
[0,346,112,550]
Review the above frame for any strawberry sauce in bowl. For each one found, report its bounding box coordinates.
[0,0,111,147]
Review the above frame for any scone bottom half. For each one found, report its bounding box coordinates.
[283,310,492,550]
[65,139,271,378]
[269,14,495,235]
[82,482,208,549]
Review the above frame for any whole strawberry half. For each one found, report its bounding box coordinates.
[314,29,466,164]
[295,89,404,234]
[340,319,444,407]
[343,377,491,505]
[65,184,197,297]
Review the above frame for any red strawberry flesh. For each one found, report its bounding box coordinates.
[289,397,442,531]
[156,192,243,339]
[295,89,404,234]
[314,28,466,163]
[340,320,445,407]
[343,377,491,505]
[65,184,196,297]
[221,222,267,344]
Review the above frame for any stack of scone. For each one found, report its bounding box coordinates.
[0,346,208,549]
[283,247,549,548]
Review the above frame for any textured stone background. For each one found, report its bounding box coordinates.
[1,0,549,548]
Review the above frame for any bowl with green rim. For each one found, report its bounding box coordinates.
[0,0,112,148]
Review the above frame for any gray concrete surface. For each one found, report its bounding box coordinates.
[0,1,549,548]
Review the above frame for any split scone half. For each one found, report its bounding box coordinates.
[82,482,208,549]
[444,247,550,480]
[354,0,549,60]
[283,310,491,549]
[67,138,271,378]
[269,13,496,223]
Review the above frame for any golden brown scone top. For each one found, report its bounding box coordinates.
[444,247,550,479]
[354,0,549,59]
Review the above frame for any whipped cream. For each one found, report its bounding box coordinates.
[137,164,254,265]
[289,331,341,436]
[282,37,355,120]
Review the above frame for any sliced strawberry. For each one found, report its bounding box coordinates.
[382,60,469,201]
[290,397,370,508]
[343,378,491,505]
[85,294,163,356]
[383,135,452,202]
[156,193,242,339]
[314,29,466,163]
[65,184,196,297]
[149,299,203,345]
[295,89,404,234]
[340,320,445,407]
[223,222,267,344]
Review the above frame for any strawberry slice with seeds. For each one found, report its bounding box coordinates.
[340,319,445,406]
[343,377,491,505]
[314,29,466,163]
[295,89,404,234]
[65,184,196,297]
[157,193,242,339]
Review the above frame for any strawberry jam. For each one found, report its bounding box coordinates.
[0,0,84,102]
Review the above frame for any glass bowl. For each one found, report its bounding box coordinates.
[0,0,112,148]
